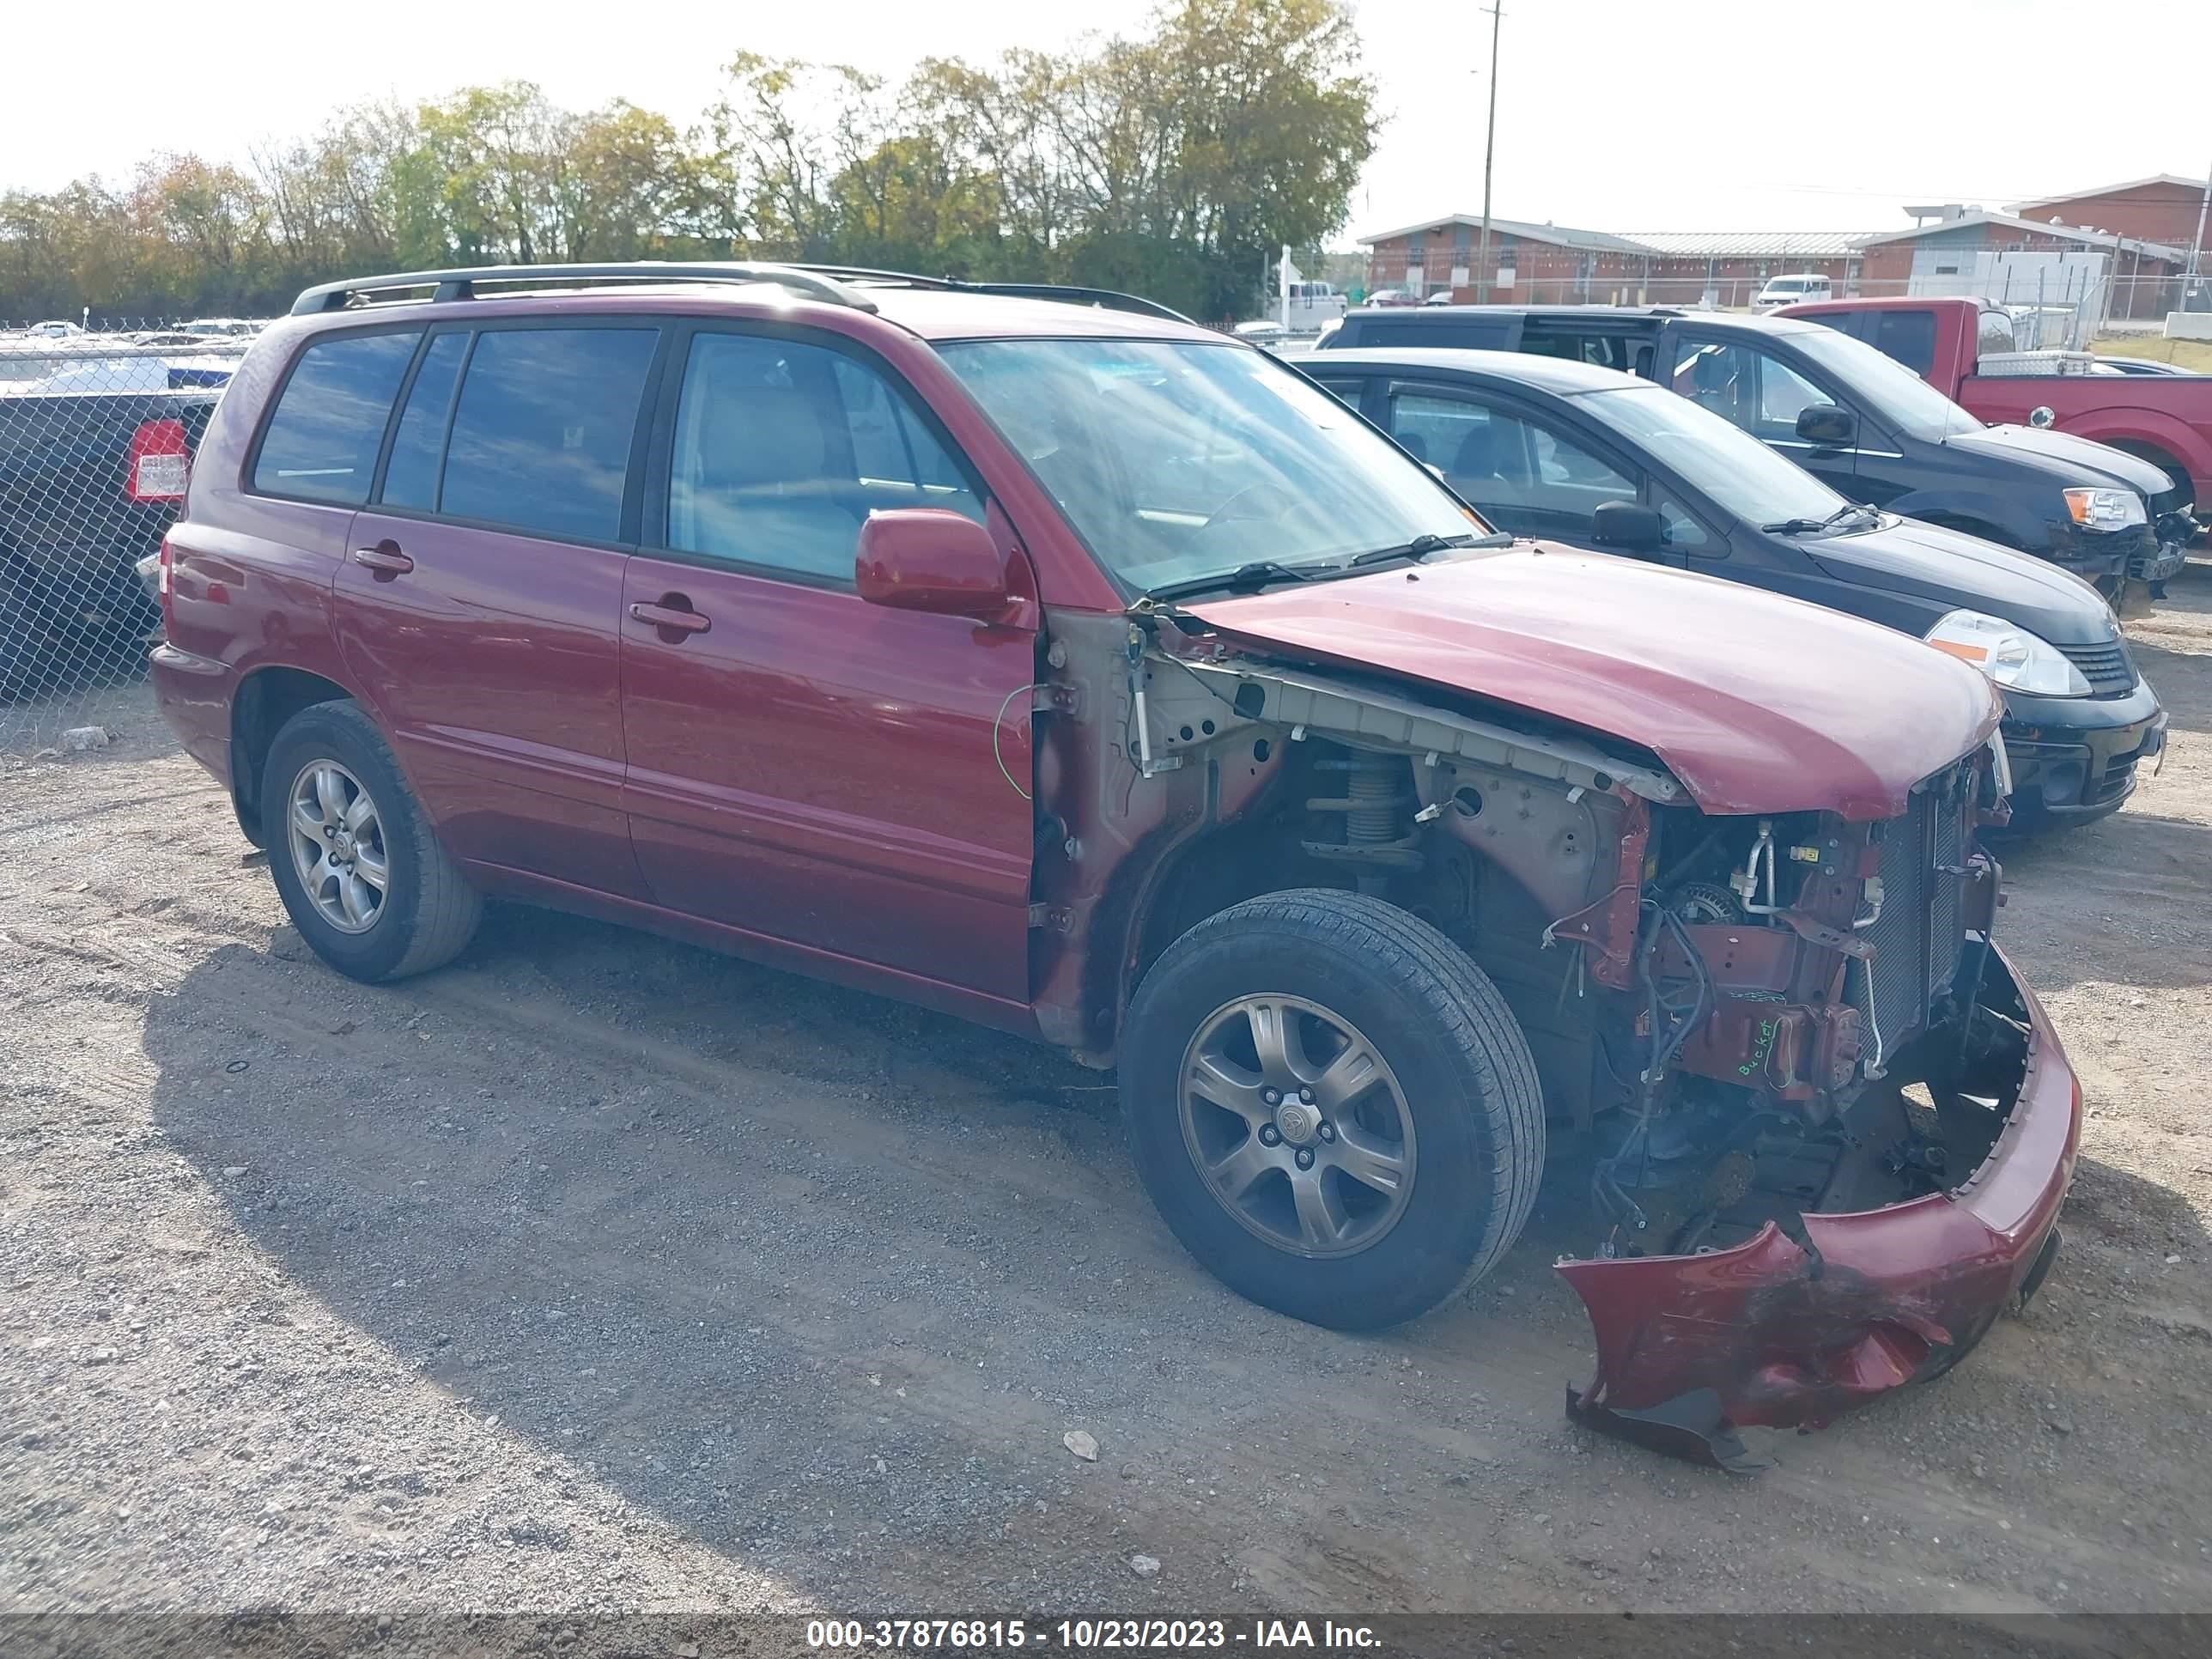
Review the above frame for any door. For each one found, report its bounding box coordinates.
[1383,383,1644,545]
[619,325,1037,1002]
[1662,331,1863,498]
[333,321,663,897]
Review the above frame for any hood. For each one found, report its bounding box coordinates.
[1186,545,2000,822]
[1805,517,2116,645]
[1944,423,2172,495]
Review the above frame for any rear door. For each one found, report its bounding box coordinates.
[335,319,664,897]
[618,323,1037,1003]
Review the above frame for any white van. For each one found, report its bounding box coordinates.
[1753,273,1832,312]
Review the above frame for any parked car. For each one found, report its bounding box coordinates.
[18,319,84,339]
[1305,348,2165,830]
[151,261,2077,1468]
[2093,356,2199,377]
[1,352,227,695]
[1754,273,1832,312]
[1320,304,2190,601]
[1778,295,2209,578]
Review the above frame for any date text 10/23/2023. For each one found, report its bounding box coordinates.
[805,1620,1384,1650]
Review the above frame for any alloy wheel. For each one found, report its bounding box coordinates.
[1177,994,1417,1258]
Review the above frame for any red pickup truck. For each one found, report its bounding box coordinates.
[1778,295,2209,544]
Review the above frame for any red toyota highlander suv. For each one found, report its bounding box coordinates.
[150,263,2080,1468]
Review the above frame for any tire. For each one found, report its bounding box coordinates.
[260,700,481,982]
[1121,888,1544,1332]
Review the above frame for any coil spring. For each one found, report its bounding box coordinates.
[1304,753,1422,880]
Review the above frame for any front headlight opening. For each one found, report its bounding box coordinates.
[2063,487,2147,530]
[1924,609,2093,697]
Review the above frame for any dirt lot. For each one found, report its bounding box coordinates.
[3,584,2210,1623]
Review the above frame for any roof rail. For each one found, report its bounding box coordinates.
[289,261,880,317]
[783,265,1195,325]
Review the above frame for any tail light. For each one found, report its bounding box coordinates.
[126,417,191,502]
[156,534,177,638]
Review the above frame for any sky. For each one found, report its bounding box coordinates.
[9,0,2209,244]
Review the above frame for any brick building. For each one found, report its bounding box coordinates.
[1359,217,1876,307]
[1855,212,2187,322]
[1358,215,1656,305]
[2010,173,2210,264]
[1362,183,2204,319]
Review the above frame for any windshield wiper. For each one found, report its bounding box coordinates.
[1143,560,1329,603]
[1347,530,1504,568]
[1761,501,1877,536]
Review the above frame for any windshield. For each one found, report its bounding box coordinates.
[1577,384,1849,528]
[935,337,1480,592]
[1784,324,1983,442]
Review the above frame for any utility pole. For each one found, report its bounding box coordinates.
[1476,3,1503,304]
[2188,153,2212,308]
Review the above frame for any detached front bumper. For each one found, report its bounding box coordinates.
[2136,513,2196,584]
[1556,945,2079,1470]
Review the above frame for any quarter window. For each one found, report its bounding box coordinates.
[438,328,659,543]
[666,334,981,583]
[252,331,419,504]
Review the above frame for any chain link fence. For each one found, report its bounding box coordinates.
[1,323,250,757]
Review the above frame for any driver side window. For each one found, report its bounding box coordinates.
[1670,340,1832,444]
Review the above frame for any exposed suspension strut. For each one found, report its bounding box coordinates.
[1302,750,1423,896]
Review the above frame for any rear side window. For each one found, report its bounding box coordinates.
[252,331,418,504]
[1872,309,1937,376]
[438,328,659,543]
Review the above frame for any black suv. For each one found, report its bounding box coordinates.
[1319,306,2188,599]
[1307,347,2165,829]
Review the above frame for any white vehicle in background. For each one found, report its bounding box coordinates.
[18,319,84,339]
[1753,273,1832,312]
[179,318,263,338]
[1283,280,1348,330]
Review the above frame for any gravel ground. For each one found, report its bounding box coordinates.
[3,580,2210,1621]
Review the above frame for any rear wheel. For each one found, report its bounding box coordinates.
[1121,889,1544,1331]
[260,700,480,981]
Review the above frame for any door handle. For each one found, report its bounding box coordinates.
[351,542,413,575]
[629,599,711,635]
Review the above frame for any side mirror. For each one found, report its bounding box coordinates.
[856,508,1011,619]
[1590,501,1668,551]
[1796,403,1856,447]
[2028,405,2056,429]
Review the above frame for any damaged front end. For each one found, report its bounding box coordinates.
[1097,624,2073,1472]
[1550,763,2081,1471]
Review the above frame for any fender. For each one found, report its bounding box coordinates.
[2044,406,2209,503]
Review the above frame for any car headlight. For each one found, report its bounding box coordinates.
[1924,610,2091,697]
[2063,487,2146,530]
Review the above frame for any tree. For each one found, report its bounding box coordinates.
[0,3,1381,324]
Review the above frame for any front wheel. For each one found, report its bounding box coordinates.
[1121,890,1544,1331]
